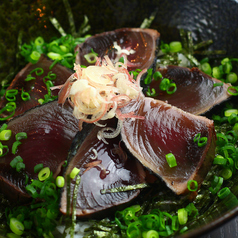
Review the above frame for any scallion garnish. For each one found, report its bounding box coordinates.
[15,132,27,141]
[21,89,31,101]
[177,208,188,225]
[9,217,24,236]
[10,156,23,168]
[84,52,98,64]
[38,167,51,181]
[217,187,231,199]
[56,176,65,188]
[12,141,22,154]
[0,142,9,157]
[193,133,208,147]
[165,153,177,168]
[0,129,12,141]
[5,89,18,102]
[70,167,80,179]
[187,180,198,192]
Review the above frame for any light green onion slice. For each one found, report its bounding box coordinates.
[0,129,12,141]
[217,187,231,199]
[177,208,188,225]
[84,52,97,64]
[165,153,177,168]
[12,141,22,154]
[56,176,65,188]
[38,167,51,181]
[10,156,23,168]
[142,230,159,238]
[16,162,25,172]
[15,132,27,141]
[70,167,80,179]
[9,218,24,235]
[169,41,182,53]
[187,180,198,192]
[30,51,41,61]
[224,109,238,117]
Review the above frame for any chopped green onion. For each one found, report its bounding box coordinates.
[16,162,25,172]
[0,102,16,121]
[10,156,23,168]
[212,66,222,79]
[34,163,44,173]
[142,230,159,238]
[171,216,179,231]
[165,153,177,168]
[25,184,38,198]
[213,82,223,87]
[62,160,68,167]
[24,75,36,82]
[144,68,153,84]
[201,62,212,75]
[35,36,44,46]
[47,52,63,60]
[169,41,182,53]
[187,180,198,192]
[84,52,98,64]
[30,51,41,61]
[6,232,22,238]
[12,141,22,154]
[227,86,238,96]
[220,168,232,180]
[49,59,59,70]
[15,132,27,141]
[224,109,238,117]
[127,221,142,238]
[0,129,12,141]
[21,89,31,101]
[213,155,227,165]
[209,176,223,194]
[217,187,231,199]
[29,67,44,76]
[0,143,9,157]
[197,137,207,147]
[153,71,163,81]
[179,226,188,234]
[166,82,177,94]
[70,167,80,179]
[146,88,158,97]
[5,89,18,102]
[194,133,207,147]
[177,208,188,225]
[38,167,51,181]
[56,176,65,188]
[9,218,24,235]
[159,78,170,91]
[226,72,237,84]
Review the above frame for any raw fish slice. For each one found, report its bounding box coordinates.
[0,55,72,120]
[150,65,233,115]
[121,97,216,195]
[75,28,160,72]
[60,119,146,218]
[0,101,79,203]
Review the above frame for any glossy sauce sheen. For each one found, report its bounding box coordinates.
[60,120,146,217]
[150,66,232,115]
[121,97,216,195]
[75,28,160,72]
[0,101,79,203]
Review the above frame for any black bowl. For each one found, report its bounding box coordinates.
[1,0,238,237]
